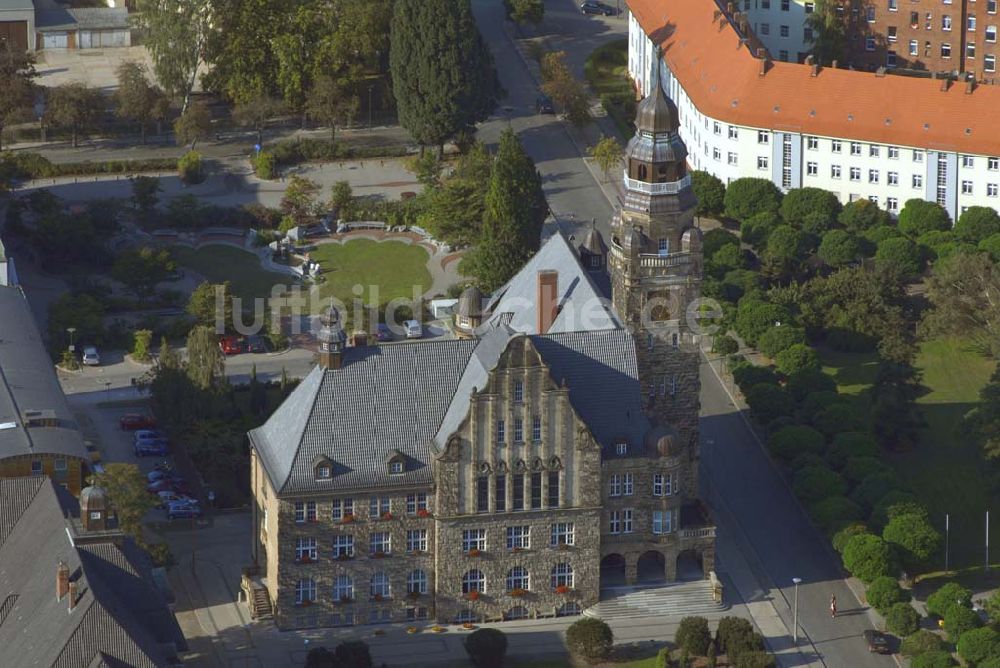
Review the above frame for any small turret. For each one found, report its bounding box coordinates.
[317,306,347,370]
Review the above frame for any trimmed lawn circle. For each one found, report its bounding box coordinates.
[310,238,431,309]
[171,244,290,305]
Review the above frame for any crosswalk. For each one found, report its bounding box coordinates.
[584,579,728,621]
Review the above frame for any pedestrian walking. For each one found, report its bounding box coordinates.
[830,594,837,618]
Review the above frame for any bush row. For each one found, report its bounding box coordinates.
[268,138,411,167]
[1,151,178,180]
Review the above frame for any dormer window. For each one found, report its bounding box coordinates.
[312,455,335,481]
[616,442,628,456]
[390,461,404,475]
[316,465,331,479]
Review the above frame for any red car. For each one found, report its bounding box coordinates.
[120,414,156,430]
[218,336,243,355]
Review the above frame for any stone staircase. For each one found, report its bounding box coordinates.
[240,567,273,620]
[583,578,728,621]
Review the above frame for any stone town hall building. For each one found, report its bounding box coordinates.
[245,68,716,630]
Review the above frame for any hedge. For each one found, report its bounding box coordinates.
[269,138,411,166]
[566,618,613,663]
[1,151,177,179]
[910,650,957,668]
[675,616,712,656]
[900,630,946,657]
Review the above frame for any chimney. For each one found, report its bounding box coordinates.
[57,562,69,600]
[351,331,368,347]
[757,48,770,77]
[536,271,558,335]
[966,72,976,94]
[68,581,78,611]
[726,1,734,14]
[317,307,344,370]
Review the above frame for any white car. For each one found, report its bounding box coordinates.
[404,320,422,339]
[82,346,100,366]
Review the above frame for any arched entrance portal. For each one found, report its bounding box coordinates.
[676,549,704,581]
[636,550,666,584]
[600,553,626,587]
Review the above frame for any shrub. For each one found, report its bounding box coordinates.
[901,630,947,657]
[715,616,756,656]
[464,628,507,668]
[655,647,671,668]
[566,618,613,663]
[692,171,726,218]
[745,383,794,424]
[832,523,869,552]
[774,344,819,376]
[780,187,842,233]
[944,605,982,643]
[927,582,973,619]
[675,616,712,656]
[712,334,739,355]
[818,229,861,267]
[842,533,896,582]
[886,602,921,637]
[875,236,922,277]
[810,496,863,531]
[740,211,781,250]
[332,640,372,668]
[826,432,880,469]
[734,298,790,347]
[811,403,865,439]
[957,626,1000,666]
[979,233,1000,262]
[910,650,957,668]
[252,150,276,179]
[898,199,951,237]
[724,177,783,221]
[132,329,153,362]
[767,425,825,462]
[882,512,942,570]
[850,473,900,513]
[792,465,847,504]
[732,364,779,391]
[865,576,908,613]
[729,645,773,668]
[177,150,204,184]
[843,457,889,485]
[869,491,920,530]
[787,371,837,402]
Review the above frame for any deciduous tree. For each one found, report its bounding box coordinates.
[724,178,783,221]
[131,176,161,220]
[507,0,544,25]
[588,136,622,182]
[46,83,105,148]
[305,74,360,142]
[133,0,211,111]
[691,170,725,218]
[88,463,157,539]
[173,101,212,148]
[923,252,1000,357]
[232,94,286,146]
[114,61,169,143]
[806,0,848,65]
[111,247,175,299]
[0,45,37,151]
[186,324,225,390]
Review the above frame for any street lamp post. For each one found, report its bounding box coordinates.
[66,327,76,353]
[792,577,802,644]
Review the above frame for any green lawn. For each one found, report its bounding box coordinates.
[310,239,431,312]
[820,338,998,568]
[583,39,635,139]
[171,245,290,305]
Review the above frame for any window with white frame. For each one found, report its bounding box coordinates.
[713,147,722,162]
[780,24,790,37]
[333,575,353,601]
[991,157,1000,171]
[609,474,622,497]
[462,528,486,552]
[988,183,999,197]
[865,36,876,50]
[623,473,634,495]
[942,42,952,58]
[371,572,391,598]
[462,569,485,593]
[831,164,842,179]
[968,42,977,58]
[909,39,919,55]
[551,522,574,546]
[713,121,721,135]
[407,569,428,594]
[888,146,900,159]
[913,174,924,189]
[963,155,975,168]
[991,0,998,14]
[832,140,842,153]
[728,125,738,140]
[885,172,897,186]
[970,14,978,31]
[807,136,819,150]
[987,54,998,71]
[757,130,769,144]
[850,167,861,181]
[806,0,815,11]
[870,145,880,158]
[913,150,924,163]
[887,26,898,42]
[609,511,622,534]
[332,534,354,557]
[757,156,769,170]
[652,510,673,534]
[370,532,391,555]
[514,417,524,443]
[551,563,574,589]
[807,162,818,177]
[622,508,633,533]
[850,142,862,156]
[296,537,317,561]
[760,22,770,35]
[406,529,427,552]
[888,0,897,10]
[869,195,880,205]
[507,566,530,591]
[332,498,354,520]
[294,501,317,523]
[962,181,974,195]
[887,197,899,212]
[616,442,628,455]
[532,415,542,441]
[496,419,505,444]
[30,459,41,475]
[406,493,428,515]
[728,152,738,166]
[295,578,316,604]
[987,25,998,42]
[507,525,530,549]
[513,379,524,402]
[370,496,390,518]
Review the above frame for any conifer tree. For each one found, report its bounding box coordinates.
[390,0,499,152]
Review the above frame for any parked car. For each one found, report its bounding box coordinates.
[246,335,267,353]
[155,491,196,508]
[218,335,243,355]
[166,500,203,520]
[863,630,890,654]
[133,429,163,442]
[120,414,156,430]
[580,1,617,15]
[81,346,100,366]
[147,469,184,484]
[134,441,169,457]
[536,94,555,114]
[404,320,422,339]
[376,323,393,342]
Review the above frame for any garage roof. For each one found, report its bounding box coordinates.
[0,0,33,11]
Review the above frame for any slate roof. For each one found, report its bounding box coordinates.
[479,232,620,335]
[0,286,89,464]
[0,478,185,668]
[36,7,129,31]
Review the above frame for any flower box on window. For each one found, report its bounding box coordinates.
[416,509,431,518]
[337,595,354,604]
[373,551,387,559]
[297,599,313,607]
[467,548,481,558]
[336,553,353,561]
[511,547,523,554]
[373,593,385,602]
[466,591,480,601]
[558,542,571,550]
[295,555,315,564]
[431,625,446,633]
[510,588,526,598]
[380,512,393,521]
[341,514,355,524]
[409,550,424,557]
[554,585,570,594]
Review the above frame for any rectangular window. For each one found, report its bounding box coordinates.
[869,169,880,184]
[914,150,924,163]
[622,472,634,496]
[866,5,875,21]
[728,152,738,166]
[609,474,621,497]
[870,145,880,158]
[551,522,575,546]
[968,42,977,58]
[513,418,523,443]
[781,0,789,10]
[962,180,974,195]
[886,197,899,212]
[943,15,953,30]
[406,529,427,552]
[30,459,42,475]
[780,24,790,37]
[888,146,900,159]
[713,147,722,162]
[807,136,819,150]
[369,496,389,518]
[406,607,428,622]
[909,39,919,55]
[987,26,997,42]
[963,155,975,168]
[888,172,899,186]
[295,537,317,561]
[332,498,354,520]
[913,174,924,188]
[804,26,813,41]
[531,415,542,442]
[512,474,524,511]
[495,474,507,512]
[728,125,738,140]
[969,14,978,31]
[609,511,621,534]
[295,579,316,604]
[370,532,390,555]
[297,501,316,523]
[868,195,880,205]
[988,183,998,197]
[991,157,1000,171]
[987,54,998,71]
[332,534,354,558]
[653,473,665,496]
[513,380,523,402]
[531,472,542,510]
[622,508,634,533]
[496,419,505,444]
[760,22,770,35]
[476,476,489,513]
[942,42,952,58]
[757,130,769,144]
[548,471,560,507]
[831,140,842,153]
[406,493,428,515]
[653,511,666,534]
[831,164,842,179]
[616,442,628,456]
[850,142,862,156]
[462,529,486,552]
[778,50,789,62]
[713,121,721,135]
[807,162,818,176]
[757,156,769,170]
[507,526,530,549]
[865,37,876,51]
[806,0,815,11]
[850,167,861,181]
[990,0,998,14]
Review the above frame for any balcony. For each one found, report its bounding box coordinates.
[622,172,691,196]
[637,252,693,269]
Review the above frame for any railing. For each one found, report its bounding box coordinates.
[638,252,693,268]
[622,172,691,195]
[680,526,717,539]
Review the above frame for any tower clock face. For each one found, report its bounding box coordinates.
[646,290,675,322]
